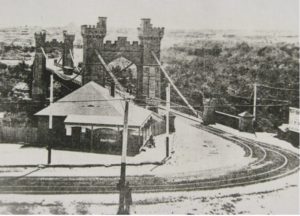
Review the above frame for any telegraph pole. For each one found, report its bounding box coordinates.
[48,73,54,164]
[117,99,129,214]
[253,82,257,120]
[166,83,170,157]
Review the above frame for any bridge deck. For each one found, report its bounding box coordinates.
[46,58,82,86]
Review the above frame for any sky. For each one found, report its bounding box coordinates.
[0,0,298,31]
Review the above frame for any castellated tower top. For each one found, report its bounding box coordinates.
[81,17,107,38]
[138,18,164,39]
[34,30,46,49]
[97,17,107,29]
[63,30,75,43]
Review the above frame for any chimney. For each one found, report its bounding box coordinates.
[111,82,115,97]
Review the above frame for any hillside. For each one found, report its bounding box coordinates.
[0,26,299,131]
[161,40,299,132]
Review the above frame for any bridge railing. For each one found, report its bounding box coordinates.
[215,111,239,129]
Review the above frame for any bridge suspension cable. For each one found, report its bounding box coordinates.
[257,83,299,91]
[69,49,81,74]
[40,47,48,60]
[151,51,199,117]
[41,47,83,83]
[95,50,132,99]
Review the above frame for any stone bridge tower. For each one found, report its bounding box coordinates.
[32,30,47,101]
[81,17,107,85]
[81,17,164,103]
[138,18,164,100]
[62,30,75,71]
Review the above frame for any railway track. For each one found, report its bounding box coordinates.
[0,124,299,194]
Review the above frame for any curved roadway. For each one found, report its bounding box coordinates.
[0,122,299,194]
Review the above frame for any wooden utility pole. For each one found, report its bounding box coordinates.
[117,99,129,214]
[166,83,170,157]
[253,82,257,120]
[48,73,54,164]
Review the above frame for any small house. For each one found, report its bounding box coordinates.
[277,107,299,147]
[238,111,254,132]
[35,81,165,155]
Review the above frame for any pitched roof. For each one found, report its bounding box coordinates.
[35,81,153,127]
[238,111,254,118]
[64,113,151,128]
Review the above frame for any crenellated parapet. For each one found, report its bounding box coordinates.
[44,39,63,49]
[138,18,164,39]
[137,18,164,68]
[81,17,107,38]
[81,16,164,101]
[81,25,106,38]
[34,30,46,51]
[63,30,75,44]
[137,18,164,101]
[32,29,77,101]
[103,37,141,52]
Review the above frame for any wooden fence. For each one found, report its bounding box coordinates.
[151,121,166,136]
[151,115,176,136]
[0,126,38,144]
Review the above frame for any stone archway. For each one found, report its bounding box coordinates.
[81,17,164,102]
[107,56,138,94]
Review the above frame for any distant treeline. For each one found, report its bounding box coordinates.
[161,40,299,132]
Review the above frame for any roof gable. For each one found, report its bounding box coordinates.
[238,111,253,118]
[58,81,110,102]
[35,81,121,117]
[35,81,153,125]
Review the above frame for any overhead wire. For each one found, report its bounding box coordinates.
[20,47,300,117]
[55,98,125,103]
[257,83,299,91]
[133,97,290,108]
[39,96,290,108]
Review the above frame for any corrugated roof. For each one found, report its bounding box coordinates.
[35,81,153,127]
